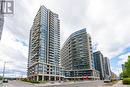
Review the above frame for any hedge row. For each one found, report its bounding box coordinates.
[123,78,130,85]
[21,78,40,83]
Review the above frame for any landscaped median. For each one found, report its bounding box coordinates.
[122,78,130,85]
[21,78,45,84]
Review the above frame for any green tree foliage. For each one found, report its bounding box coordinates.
[125,56,130,77]
[120,72,123,78]
[124,56,130,77]
[0,76,3,80]
[123,70,128,78]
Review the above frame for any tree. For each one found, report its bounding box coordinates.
[0,76,3,80]
[120,72,123,78]
[123,56,130,78]
[123,70,128,78]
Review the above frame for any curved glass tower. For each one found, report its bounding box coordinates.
[28,5,64,81]
[61,29,100,80]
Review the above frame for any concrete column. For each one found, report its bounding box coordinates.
[37,76,39,81]
[59,77,61,81]
[54,76,56,81]
[33,76,35,80]
[31,76,33,80]
[42,75,44,81]
[49,76,50,81]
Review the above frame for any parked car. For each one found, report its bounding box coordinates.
[3,79,8,83]
[104,79,111,83]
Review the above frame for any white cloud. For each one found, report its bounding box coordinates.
[118,52,130,66]
[85,0,130,59]
[111,66,122,76]
[0,28,28,77]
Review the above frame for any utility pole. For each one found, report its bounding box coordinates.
[2,61,6,82]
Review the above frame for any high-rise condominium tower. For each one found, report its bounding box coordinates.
[61,29,100,80]
[93,51,105,80]
[28,5,64,81]
[104,57,111,79]
[93,51,112,80]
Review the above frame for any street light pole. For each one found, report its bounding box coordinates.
[2,61,6,81]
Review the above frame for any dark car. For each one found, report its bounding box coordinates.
[3,79,8,83]
[104,79,111,83]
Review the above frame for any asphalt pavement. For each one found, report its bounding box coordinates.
[1,80,128,87]
[2,80,36,87]
[40,80,103,87]
[1,80,104,87]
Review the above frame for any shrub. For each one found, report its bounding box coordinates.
[123,78,130,85]
[30,80,40,83]
[21,78,40,84]
[0,76,3,80]
[21,78,29,82]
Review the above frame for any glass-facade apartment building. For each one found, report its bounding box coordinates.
[61,29,100,80]
[27,5,64,81]
[93,51,105,80]
[104,57,111,79]
[93,51,111,80]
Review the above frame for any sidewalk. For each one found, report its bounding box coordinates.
[34,80,104,87]
[112,80,129,87]
[101,81,130,87]
[34,81,74,86]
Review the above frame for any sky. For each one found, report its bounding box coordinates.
[0,0,130,77]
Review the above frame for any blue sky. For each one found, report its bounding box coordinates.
[0,0,130,77]
[110,47,130,75]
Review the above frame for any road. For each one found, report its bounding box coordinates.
[1,80,36,87]
[1,80,128,87]
[38,81,103,87]
[1,80,103,87]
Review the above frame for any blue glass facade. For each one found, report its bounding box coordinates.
[93,51,105,80]
[61,29,100,80]
[28,6,64,81]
